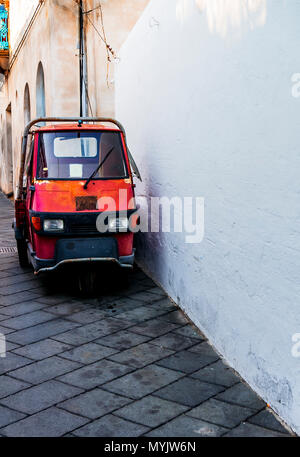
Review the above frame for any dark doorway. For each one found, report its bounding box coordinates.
[5,103,13,195]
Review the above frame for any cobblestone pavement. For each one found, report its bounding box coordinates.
[0,193,291,437]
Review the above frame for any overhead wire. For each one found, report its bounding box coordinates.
[73,0,116,61]
[73,0,117,105]
[98,1,111,88]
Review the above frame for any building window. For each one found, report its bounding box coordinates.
[24,83,31,126]
[0,4,8,51]
[36,62,46,117]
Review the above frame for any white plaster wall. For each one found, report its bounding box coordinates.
[9,0,40,52]
[116,0,300,433]
[85,0,150,117]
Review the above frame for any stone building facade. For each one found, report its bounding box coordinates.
[0,0,149,195]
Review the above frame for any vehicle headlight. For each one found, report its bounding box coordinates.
[43,219,64,232]
[108,217,129,231]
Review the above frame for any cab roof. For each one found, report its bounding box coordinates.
[33,123,121,132]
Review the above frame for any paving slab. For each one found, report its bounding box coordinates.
[158,310,189,325]
[216,382,266,411]
[0,272,34,287]
[156,350,214,374]
[115,395,188,428]
[6,319,80,345]
[60,342,119,364]
[0,270,18,279]
[129,319,181,338]
[65,308,108,324]
[113,305,169,323]
[0,324,15,335]
[247,409,290,434]
[190,359,240,387]
[44,301,89,317]
[0,291,42,306]
[9,356,82,384]
[12,338,73,361]
[0,310,55,330]
[127,290,164,304]
[146,286,166,296]
[103,364,184,400]
[0,407,89,437]
[3,341,20,351]
[150,298,176,313]
[58,359,133,389]
[187,341,220,361]
[108,342,174,368]
[172,324,206,341]
[125,282,152,295]
[0,380,83,414]
[0,352,32,375]
[151,332,199,351]
[0,279,41,295]
[59,387,131,419]
[95,330,151,351]
[0,375,31,399]
[97,297,143,312]
[0,301,48,317]
[224,422,289,437]
[146,414,228,437]
[52,317,133,346]
[36,295,70,305]
[73,414,149,437]
[0,404,26,428]
[186,398,253,428]
[154,376,224,407]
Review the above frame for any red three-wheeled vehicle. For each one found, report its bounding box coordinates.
[13,117,141,293]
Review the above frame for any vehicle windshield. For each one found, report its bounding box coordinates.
[37,130,128,179]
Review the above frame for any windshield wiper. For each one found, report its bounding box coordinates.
[83,147,114,189]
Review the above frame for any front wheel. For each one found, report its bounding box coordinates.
[78,269,98,296]
[16,239,29,268]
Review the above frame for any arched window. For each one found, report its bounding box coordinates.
[24,83,31,126]
[36,62,46,117]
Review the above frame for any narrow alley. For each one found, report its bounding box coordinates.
[0,193,290,437]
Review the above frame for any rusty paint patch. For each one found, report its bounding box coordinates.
[76,196,97,211]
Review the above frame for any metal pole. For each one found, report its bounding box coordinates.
[79,0,83,117]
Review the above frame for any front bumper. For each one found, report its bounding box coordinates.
[31,237,135,274]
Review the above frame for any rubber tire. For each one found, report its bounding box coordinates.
[117,269,129,290]
[17,239,29,268]
[78,269,98,296]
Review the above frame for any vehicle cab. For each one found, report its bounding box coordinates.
[14,117,141,291]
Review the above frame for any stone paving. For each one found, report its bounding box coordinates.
[0,192,292,437]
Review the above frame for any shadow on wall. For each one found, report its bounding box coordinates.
[176,0,267,37]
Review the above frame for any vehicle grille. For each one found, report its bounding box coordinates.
[70,224,99,234]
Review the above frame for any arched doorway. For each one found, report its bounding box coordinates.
[5,103,13,195]
[36,62,46,117]
[24,83,31,126]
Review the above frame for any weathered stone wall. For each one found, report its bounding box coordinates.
[0,0,79,194]
[0,0,149,194]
